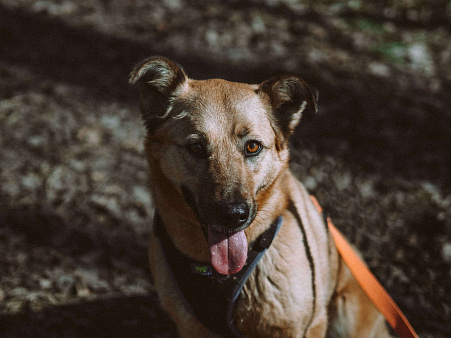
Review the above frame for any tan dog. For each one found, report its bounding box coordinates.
[129,57,390,337]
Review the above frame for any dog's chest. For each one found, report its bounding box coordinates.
[233,242,317,337]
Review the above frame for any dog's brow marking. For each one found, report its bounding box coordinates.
[186,133,206,143]
[237,127,250,138]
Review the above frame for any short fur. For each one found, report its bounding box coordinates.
[130,57,390,337]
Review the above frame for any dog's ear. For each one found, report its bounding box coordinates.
[129,56,187,132]
[258,75,318,139]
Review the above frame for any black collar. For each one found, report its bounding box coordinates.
[153,212,283,337]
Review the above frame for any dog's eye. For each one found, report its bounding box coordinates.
[245,141,262,157]
[187,143,207,157]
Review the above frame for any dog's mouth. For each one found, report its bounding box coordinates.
[180,185,254,275]
[206,204,256,275]
[208,226,248,275]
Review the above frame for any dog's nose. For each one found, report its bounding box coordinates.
[217,200,250,228]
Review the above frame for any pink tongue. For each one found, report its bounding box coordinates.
[208,226,248,275]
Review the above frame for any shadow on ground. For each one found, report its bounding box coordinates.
[0,294,177,338]
[0,205,177,337]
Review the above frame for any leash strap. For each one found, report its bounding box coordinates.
[310,196,418,338]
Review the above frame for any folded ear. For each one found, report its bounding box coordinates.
[257,75,318,139]
[129,56,187,132]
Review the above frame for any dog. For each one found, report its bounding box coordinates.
[129,56,390,337]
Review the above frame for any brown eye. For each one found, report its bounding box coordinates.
[245,141,262,157]
[187,143,206,157]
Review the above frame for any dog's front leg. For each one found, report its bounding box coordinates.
[149,235,221,338]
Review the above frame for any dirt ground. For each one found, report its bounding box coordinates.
[0,0,450,337]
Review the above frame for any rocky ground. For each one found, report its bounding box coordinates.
[0,0,450,337]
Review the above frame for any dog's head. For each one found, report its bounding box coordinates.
[130,57,317,274]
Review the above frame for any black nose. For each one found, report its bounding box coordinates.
[217,200,250,228]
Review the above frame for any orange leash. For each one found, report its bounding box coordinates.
[310,196,418,338]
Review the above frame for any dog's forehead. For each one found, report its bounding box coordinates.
[182,79,271,136]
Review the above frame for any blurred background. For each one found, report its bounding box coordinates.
[0,0,450,336]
